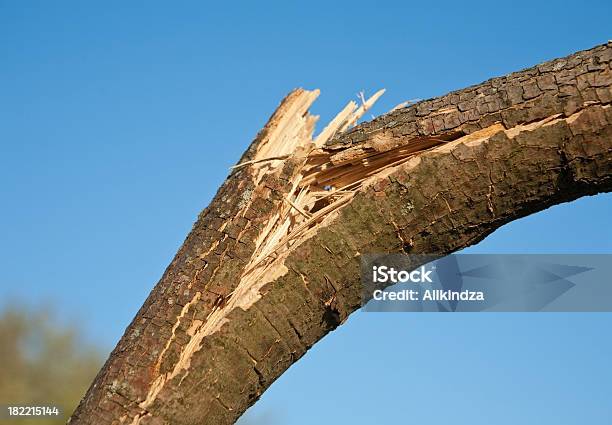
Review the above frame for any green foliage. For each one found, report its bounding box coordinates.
[0,305,103,424]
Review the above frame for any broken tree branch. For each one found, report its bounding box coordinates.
[70,42,612,425]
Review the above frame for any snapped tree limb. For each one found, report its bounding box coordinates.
[70,42,612,425]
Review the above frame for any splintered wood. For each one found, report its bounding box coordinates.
[149,88,453,356]
[240,88,449,277]
[175,88,451,350]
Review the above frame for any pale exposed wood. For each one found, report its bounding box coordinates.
[283,194,312,219]
[341,89,386,131]
[390,98,421,111]
[230,155,291,169]
[313,101,358,147]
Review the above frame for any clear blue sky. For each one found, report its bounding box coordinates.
[1,1,611,424]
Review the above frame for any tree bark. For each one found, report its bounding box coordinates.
[70,42,612,425]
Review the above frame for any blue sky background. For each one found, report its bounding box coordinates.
[1,1,611,423]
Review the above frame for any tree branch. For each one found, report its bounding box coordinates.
[70,42,612,425]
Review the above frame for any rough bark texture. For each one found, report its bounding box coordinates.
[70,42,612,425]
